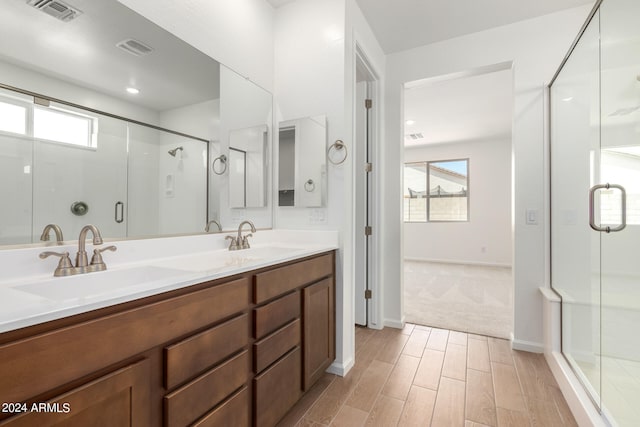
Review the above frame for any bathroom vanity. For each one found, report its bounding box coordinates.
[0,247,335,427]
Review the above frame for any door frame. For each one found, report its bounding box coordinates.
[354,43,381,329]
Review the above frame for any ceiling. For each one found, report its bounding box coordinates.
[404,69,513,147]
[0,0,220,112]
[355,0,594,53]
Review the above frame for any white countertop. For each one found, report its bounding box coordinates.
[0,230,338,334]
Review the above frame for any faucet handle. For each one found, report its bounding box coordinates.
[241,233,253,249]
[39,251,74,277]
[225,235,239,251]
[90,245,117,271]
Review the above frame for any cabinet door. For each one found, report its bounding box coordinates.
[0,359,150,427]
[302,277,335,390]
[253,347,301,427]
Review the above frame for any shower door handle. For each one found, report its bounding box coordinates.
[115,201,124,224]
[589,183,626,233]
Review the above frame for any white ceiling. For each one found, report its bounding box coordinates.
[355,0,595,53]
[404,69,513,147]
[0,0,220,112]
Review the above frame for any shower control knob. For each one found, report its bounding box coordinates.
[70,201,89,216]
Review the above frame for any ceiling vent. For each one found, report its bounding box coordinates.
[116,39,154,57]
[405,133,424,141]
[27,0,82,22]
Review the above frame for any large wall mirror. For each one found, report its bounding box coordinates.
[0,0,272,247]
[278,115,326,208]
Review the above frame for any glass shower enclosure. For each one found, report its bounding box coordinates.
[550,0,640,425]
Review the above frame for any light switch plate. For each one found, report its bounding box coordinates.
[526,209,539,225]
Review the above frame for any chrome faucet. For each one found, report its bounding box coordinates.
[225,220,256,251]
[205,219,222,233]
[40,224,117,276]
[40,224,64,244]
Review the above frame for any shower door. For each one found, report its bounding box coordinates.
[551,0,640,425]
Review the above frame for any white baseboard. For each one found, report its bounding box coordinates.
[384,319,404,329]
[545,351,606,427]
[327,356,354,377]
[404,257,512,268]
[512,338,544,353]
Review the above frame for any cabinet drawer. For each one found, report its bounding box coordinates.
[253,253,333,304]
[254,291,300,339]
[192,386,250,427]
[254,347,302,427]
[254,319,300,373]
[165,313,249,389]
[164,350,249,427]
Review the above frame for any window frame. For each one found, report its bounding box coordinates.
[403,158,470,223]
[0,92,98,150]
[33,104,98,150]
[0,95,30,138]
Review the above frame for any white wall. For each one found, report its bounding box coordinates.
[272,0,385,374]
[117,0,274,92]
[158,100,219,233]
[404,138,512,266]
[0,60,159,125]
[273,0,348,373]
[219,66,273,229]
[384,5,593,349]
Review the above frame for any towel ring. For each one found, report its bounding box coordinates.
[212,154,227,175]
[327,140,347,165]
[304,179,315,192]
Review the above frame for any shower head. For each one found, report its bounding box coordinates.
[168,146,183,157]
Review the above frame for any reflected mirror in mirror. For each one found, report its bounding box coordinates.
[228,125,268,208]
[278,115,326,207]
[0,0,272,247]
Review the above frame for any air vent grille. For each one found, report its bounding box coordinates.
[116,39,154,57]
[27,0,82,22]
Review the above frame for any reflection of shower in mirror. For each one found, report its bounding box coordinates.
[168,146,183,157]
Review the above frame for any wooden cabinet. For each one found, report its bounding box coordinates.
[303,277,335,391]
[0,359,150,427]
[0,250,335,427]
[254,347,302,427]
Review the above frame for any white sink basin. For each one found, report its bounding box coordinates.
[158,246,303,273]
[12,266,192,301]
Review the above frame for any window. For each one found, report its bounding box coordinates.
[404,159,469,222]
[34,106,96,147]
[0,99,27,135]
[0,92,97,148]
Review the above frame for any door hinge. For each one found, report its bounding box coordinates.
[365,289,372,299]
[365,99,372,109]
[365,163,372,172]
[365,226,372,236]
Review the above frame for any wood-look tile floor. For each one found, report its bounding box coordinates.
[278,324,577,427]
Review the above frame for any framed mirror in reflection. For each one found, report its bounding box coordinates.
[229,125,268,208]
[0,0,272,247]
[278,115,327,208]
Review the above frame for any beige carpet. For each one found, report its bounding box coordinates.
[403,260,513,339]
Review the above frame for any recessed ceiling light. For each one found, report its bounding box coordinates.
[405,120,415,125]
[126,87,140,95]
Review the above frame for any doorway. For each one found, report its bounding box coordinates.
[401,66,515,338]
[354,48,377,327]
